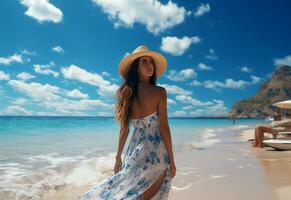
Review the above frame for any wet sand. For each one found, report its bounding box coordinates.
[169,127,291,200]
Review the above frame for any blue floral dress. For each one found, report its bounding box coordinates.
[81,111,171,200]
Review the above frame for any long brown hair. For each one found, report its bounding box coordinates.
[115,57,156,126]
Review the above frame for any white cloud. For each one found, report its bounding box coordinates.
[11,97,27,106]
[8,79,113,115]
[34,63,59,77]
[3,106,33,116]
[205,48,218,60]
[189,80,202,86]
[101,71,111,77]
[159,84,192,95]
[61,64,110,86]
[52,46,65,54]
[61,64,118,98]
[167,98,177,105]
[172,110,187,117]
[21,49,37,56]
[97,84,119,98]
[166,68,196,81]
[67,89,89,99]
[0,71,10,81]
[189,99,228,117]
[182,105,192,110]
[250,75,261,84]
[8,80,61,102]
[274,55,291,66]
[92,0,189,35]
[240,66,252,73]
[172,99,228,117]
[16,72,35,81]
[198,62,212,70]
[194,3,210,17]
[161,36,201,56]
[0,54,23,65]
[224,79,249,89]
[175,95,212,106]
[20,0,63,23]
[204,79,249,90]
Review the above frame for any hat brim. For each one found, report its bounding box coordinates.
[119,51,167,80]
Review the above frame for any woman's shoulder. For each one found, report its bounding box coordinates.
[148,85,165,93]
[150,85,167,98]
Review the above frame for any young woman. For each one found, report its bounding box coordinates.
[82,45,176,200]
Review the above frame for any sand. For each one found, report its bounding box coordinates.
[168,127,291,200]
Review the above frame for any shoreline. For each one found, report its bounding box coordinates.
[169,126,291,200]
[1,125,291,199]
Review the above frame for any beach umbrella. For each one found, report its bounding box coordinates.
[273,100,291,109]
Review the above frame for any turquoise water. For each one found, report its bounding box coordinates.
[0,116,266,199]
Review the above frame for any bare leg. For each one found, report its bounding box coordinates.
[253,126,259,147]
[141,169,167,200]
[257,126,276,148]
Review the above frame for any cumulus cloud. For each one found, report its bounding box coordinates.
[97,84,119,98]
[61,65,109,86]
[67,89,89,99]
[61,64,118,98]
[166,68,196,81]
[20,0,63,23]
[21,49,37,56]
[11,97,28,106]
[189,99,228,117]
[159,84,192,95]
[250,75,261,84]
[172,110,187,117]
[8,80,61,102]
[274,55,291,66]
[240,66,252,73]
[204,79,249,90]
[8,79,113,115]
[205,48,218,60]
[198,62,212,70]
[161,36,201,56]
[92,0,189,35]
[172,99,228,117]
[16,72,35,81]
[3,106,33,115]
[189,80,202,86]
[167,98,177,105]
[0,53,23,65]
[34,62,59,77]
[175,95,212,106]
[0,71,10,81]
[194,3,210,17]
[52,46,65,54]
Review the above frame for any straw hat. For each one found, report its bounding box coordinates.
[118,45,167,79]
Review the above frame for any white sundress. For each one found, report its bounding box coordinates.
[81,111,172,200]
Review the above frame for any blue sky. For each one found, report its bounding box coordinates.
[0,0,291,117]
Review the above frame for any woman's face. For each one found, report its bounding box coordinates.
[138,56,154,78]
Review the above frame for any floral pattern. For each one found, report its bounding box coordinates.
[81,111,171,200]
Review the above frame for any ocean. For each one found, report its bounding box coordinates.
[0,116,266,199]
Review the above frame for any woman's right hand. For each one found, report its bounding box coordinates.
[114,156,122,174]
[170,162,176,178]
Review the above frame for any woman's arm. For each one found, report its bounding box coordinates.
[158,88,175,165]
[115,123,130,159]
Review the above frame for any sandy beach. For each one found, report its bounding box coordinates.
[169,126,291,200]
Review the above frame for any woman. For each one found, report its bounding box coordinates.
[82,45,176,200]
[253,110,282,148]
